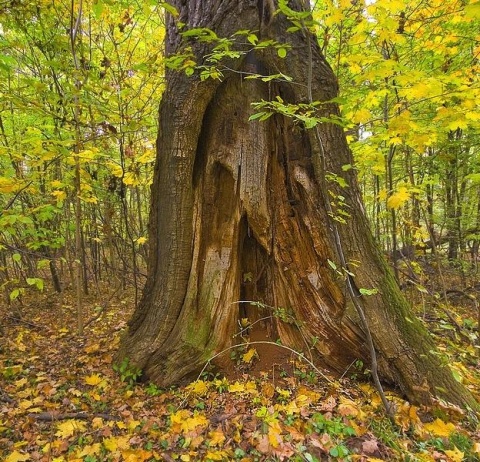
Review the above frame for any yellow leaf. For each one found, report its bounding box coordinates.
[5,451,30,462]
[92,417,104,429]
[50,180,64,188]
[18,400,33,410]
[338,398,360,417]
[208,429,226,447]
[85,374,103,386]
[245,380,258,393]
[121,449,152,461]
[0,177,22,194]
[103,435,130,452]
[261,382,275,398]
[204,451,229,461]
[55,420,87,438]
[448,119,469,131]
[282,399,300,415]
[127,419,141,431]
[76,443,102,458]
[444,447,464,462]
[136,236,147,245]
[423,418,456,437]
[186,380,209,395]
[387,187,410,209]
[84,344,100,354]
[242,348,257,363]
[181,413,208,433]
[268,421,283,448]
[15,378,28,388]
[296,394,310,407]
[51,190,66,201]
[228,382,246,393]
[351,108,371,124]
[170,409,190,433]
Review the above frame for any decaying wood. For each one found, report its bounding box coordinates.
[117,0,478,411]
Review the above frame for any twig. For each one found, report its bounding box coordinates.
[27,411,118,421]
[4,315,46,330]
[0,391,15,404]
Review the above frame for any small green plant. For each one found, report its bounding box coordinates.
[310,413,356,438]
[113,357,142,389]
[294,366,318,385]
[145,382,162,396]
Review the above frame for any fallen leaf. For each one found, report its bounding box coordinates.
[18,400,33,410]
[338,398,359,417]
[256,434,270,454]
[207,428,225,447]
[228,382,245,393]
[186,380,209,395]
[444,447,464,462]
[76,443,102,457]
[55,420,87,438]
[242,348,257,363]
[362,438,379,454]
[103,435,130,452]
[423,418,456,437]
[261,382,275,399]
[5,451,30,462]
[85,374,103,386]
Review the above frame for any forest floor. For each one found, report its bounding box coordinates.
[1,273,480,462]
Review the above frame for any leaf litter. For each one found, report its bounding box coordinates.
[1,286,479,461]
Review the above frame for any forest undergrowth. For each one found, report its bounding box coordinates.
[1,267,480,462]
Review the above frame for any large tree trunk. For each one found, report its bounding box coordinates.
[117,0,478,410]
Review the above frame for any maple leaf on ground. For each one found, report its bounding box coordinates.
[55,419,87,438]
[207,428,226,447]
[228,382,246,393]
[103,435,130,452]
[5,450,30,462]
[185,380,209,395]
[84,374,103,386]
[444,447,464,462]
[204,450,230,461]
[75,443,102,458]
[423,418,456,437]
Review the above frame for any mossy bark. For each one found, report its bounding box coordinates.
[116,0,478,411]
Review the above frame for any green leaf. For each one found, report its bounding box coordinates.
[464,2,480,18]
[12,253,21,263]
[247,34,258,45]
[26,278,44,291]
[160,2,179,16]
[9,289,20,301]
[359,287,379,296]
[277,47,287,58]
[327,259,337,271]
[92,0,104,18]
[249,112,268,121]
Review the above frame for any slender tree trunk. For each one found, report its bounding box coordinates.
[117,0,478,410]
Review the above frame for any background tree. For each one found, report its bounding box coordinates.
[0,0,163,314]
[117,0,478,410]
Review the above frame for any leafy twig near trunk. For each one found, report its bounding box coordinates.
[300,12,394,421]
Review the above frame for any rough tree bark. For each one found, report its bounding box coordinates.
[117,0,478,410]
